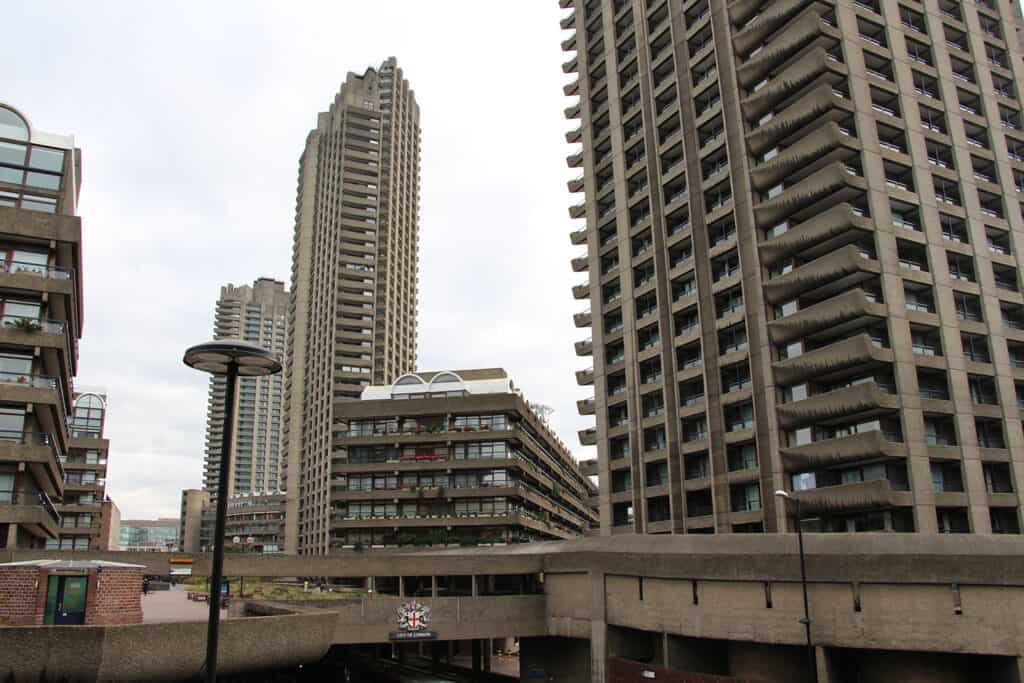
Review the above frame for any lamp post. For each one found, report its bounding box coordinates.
[184,340,281,683]
[775,490,817,683]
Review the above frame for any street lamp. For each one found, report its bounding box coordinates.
[775,490,817,683]
[184,340,282,683]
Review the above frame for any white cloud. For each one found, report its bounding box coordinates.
[5,0,594,518]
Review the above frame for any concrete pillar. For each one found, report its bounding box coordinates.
[472,639,482,676]
[815,646,832,683]
[5,524,16,548]
[399,576,405,597]
[590,571,608,683]
[431,575,438,597]
[367,576,375,597]
[471,575,479,597]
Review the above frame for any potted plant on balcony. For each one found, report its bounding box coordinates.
[6,317,41,333]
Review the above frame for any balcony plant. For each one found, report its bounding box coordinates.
[6,317,41,333]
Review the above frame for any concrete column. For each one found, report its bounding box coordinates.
[590,571,608,683]
[399,576,405,598]
[367,576,375,597]
[5,524,16,548]
[472,639,482,676]
[471,575,479,597]
[815,646,831,683]
[431,575,438,597]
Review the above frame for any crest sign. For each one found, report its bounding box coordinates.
[390,600,437,641]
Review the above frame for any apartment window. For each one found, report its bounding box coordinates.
[679,378,705,406]
[641,391,664,418]
[911,325,942,356]
[610,436,630,460]
[991,508,1021,535]
[969,375,998,405]
[682,415,707,443]
[947,253,975,282]
[933,176,961,205]
[937,507,970,533]
[897,240,928,271]
[924,415,957,446]
[730,483,762,513]
[931,460,964,493]
[954,291,983,322]
[900,5,926,33]
[644,426,666,452]
[904,283,934,313]
[940,214,968,243]
[613,502,634,526]
[984,463,1014,494]
[684,453,708,481]
[721,362,751,393]
[962,333,991,363]
[715,287,743,319]
[917,368,949,401]
[719,323,747,355]
[987,228,1011,255]
[640,357,662,385]
[611,470,632,493]
[993,264,1019,292]
[976,418,1006,449]
[724,402,754,432]
[727,443,757,472]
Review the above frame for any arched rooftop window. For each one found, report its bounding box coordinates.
[0,105,29,142]
[393,374,426,387]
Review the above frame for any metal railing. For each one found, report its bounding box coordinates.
[2,490,61,525]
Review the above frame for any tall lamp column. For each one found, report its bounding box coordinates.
[775,490,817,683]
[184,340,282,682]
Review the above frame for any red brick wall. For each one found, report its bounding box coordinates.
[86,567,143,625]
[0,567,45,625]
[608,658,762,683]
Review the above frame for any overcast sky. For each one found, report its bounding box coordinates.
[4,1,592,519]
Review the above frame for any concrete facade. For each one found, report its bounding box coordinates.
[2,535,1023,681]
[283,57,421,554]
[203,278,287,499]
[327,369,598,549]
[0,102,84,551]
[53,390,110,550]
[178,488,207,553]
[561,0,1024,537]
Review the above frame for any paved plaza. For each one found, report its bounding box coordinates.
[141,584,233,624]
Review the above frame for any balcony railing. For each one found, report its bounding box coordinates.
[0,261,73,281]
[0,429,64,480]
[4,490,60,526]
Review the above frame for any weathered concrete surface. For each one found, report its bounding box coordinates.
[0,602,336,682]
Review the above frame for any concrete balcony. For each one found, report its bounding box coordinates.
[762,244,880,305]
[564,103,581,120]
[780,430,907,473]
[576,367,595,386]
[776,382,900,431]
[575,337,593,356]
[570,227,588,246]
[560,12,575,29]
[559,0,573,8]
[562,56,578,74]
[772,333,893,386]
[767,288,886,347]
[576,398,595,416]
[746,81,852,157]
[752,161,866,229]
[571,255,589,272]
[574,310,592,328]
[734,0,836,60]
[569,202,586,219]
[750,120,859,192]
[563,79,579,96]
[572,281,590,299]
[566,127,582,144]
[0,432,64,498]
[0,491,60,540]
[791,479,909,516]
[758,202,872,266]
[567,175,585,193]
[741,46,847,122]
[578,427,597,446]
[567,150,583,168]
[561,33,576,51]
[578,458,598,477]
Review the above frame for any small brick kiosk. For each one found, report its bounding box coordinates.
[0,559,144,626]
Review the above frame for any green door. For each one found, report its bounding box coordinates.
[45,575,88,625]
